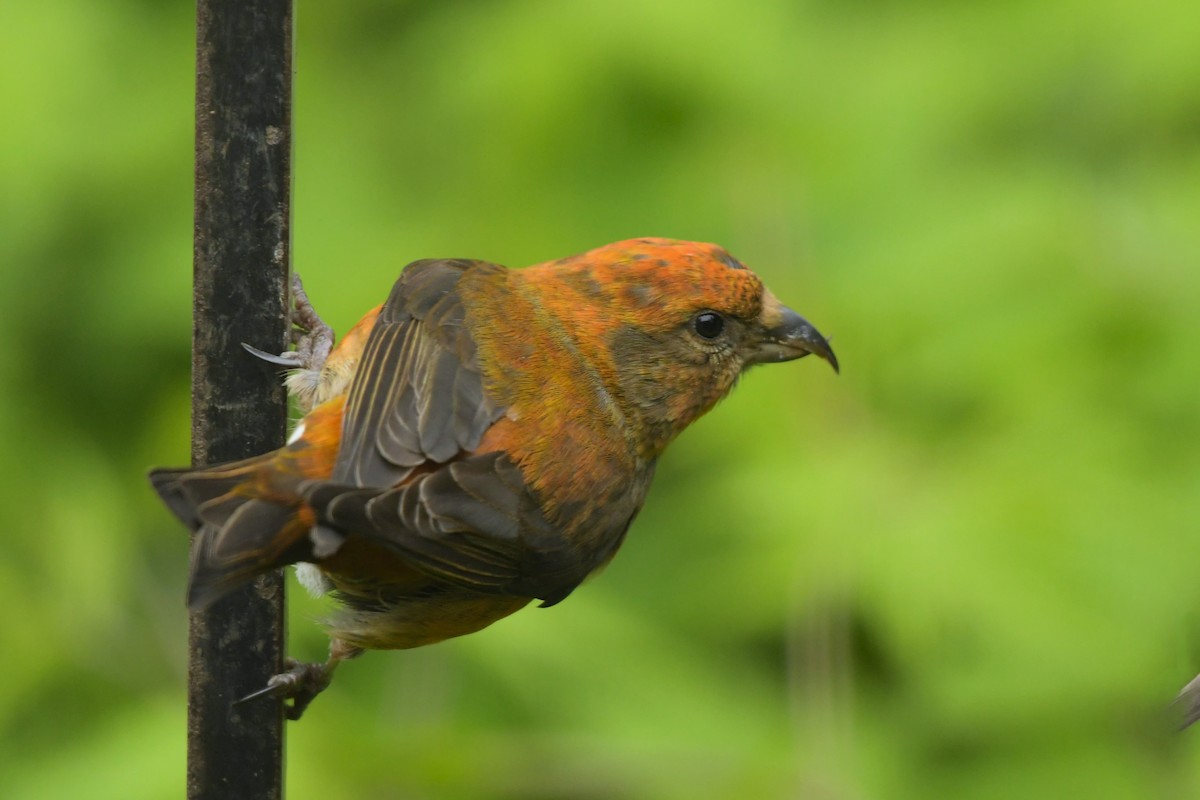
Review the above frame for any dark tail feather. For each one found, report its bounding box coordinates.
[148,467,207,531]
[149,456,274,531]
[186,500,311,609]
[149,457,325,610]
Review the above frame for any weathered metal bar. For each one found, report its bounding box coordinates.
[190,0,292,796]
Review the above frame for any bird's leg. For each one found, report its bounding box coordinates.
[286,272,335,375]
[236,639,363,721]
[242,272,335,375]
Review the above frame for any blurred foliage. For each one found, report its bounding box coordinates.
[2,0,1199,797]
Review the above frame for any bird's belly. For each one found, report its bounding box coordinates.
[325,582,532,651]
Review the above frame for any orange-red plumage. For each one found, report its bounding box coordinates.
[149,237,836,718]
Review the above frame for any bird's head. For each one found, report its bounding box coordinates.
[522,237,837,456]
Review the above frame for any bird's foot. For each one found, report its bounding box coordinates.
[235,642,362,721]
[242,272,335,375]
[236,657,334,721]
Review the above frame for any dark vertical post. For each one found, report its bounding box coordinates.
[191,1,292,797]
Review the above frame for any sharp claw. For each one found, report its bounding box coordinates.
[243,273,334,369]
[242,342,304,367]
[234,680,288,707]
[233,657,336,721]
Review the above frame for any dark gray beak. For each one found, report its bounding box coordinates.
[751,300,839,373]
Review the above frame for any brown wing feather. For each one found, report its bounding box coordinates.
[305,452,640,605]
[334,259,506,487]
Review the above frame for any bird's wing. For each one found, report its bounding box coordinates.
[321,258,645,604]
[306,451,637,605]
[333,258,506,487]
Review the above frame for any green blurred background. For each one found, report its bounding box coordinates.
[3,0,1200,797]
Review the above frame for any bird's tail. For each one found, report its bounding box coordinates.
[149,455,320,609]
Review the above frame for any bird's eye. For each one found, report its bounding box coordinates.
[692,311,725,339]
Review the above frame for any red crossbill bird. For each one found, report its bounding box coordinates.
[150,237,837,718]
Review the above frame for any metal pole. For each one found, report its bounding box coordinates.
[190,0,292,796]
